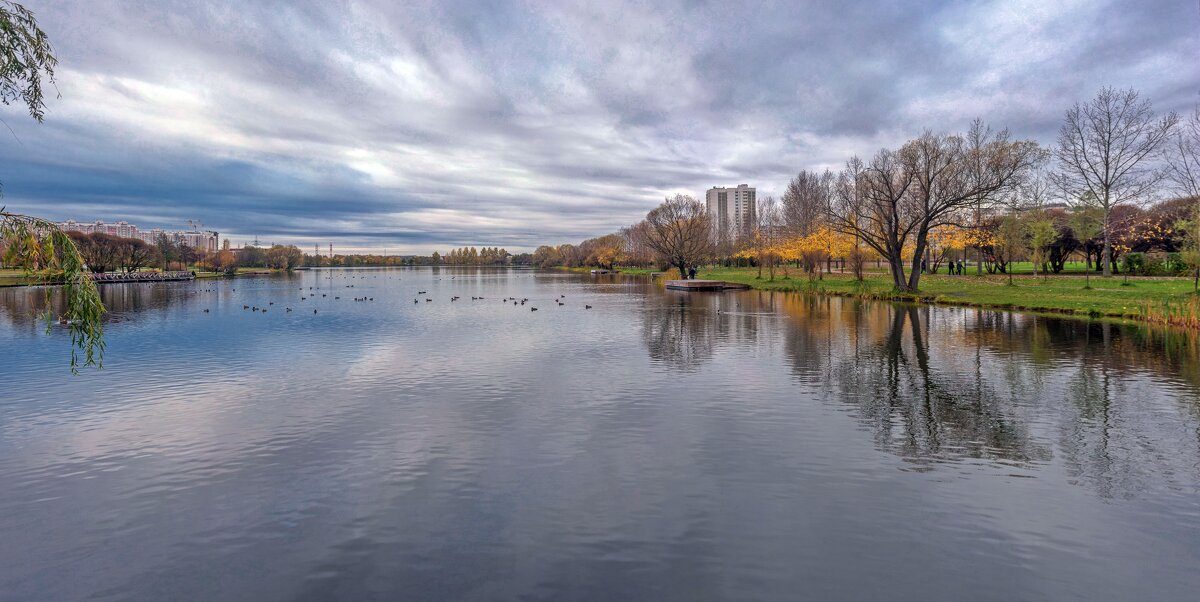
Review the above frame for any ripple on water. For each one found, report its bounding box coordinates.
[1,268,1200,600]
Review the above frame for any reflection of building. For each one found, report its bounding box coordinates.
[706,184,756,241]
[59,220,219,253]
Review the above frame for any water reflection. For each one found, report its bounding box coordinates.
[637,286,1200,497]
[2,269,1200,600]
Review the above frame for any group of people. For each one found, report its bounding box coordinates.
[920,259,967,275]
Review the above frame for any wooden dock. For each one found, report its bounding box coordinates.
[664,279,751,291]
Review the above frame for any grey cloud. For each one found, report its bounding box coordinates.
[1,0,1195,252]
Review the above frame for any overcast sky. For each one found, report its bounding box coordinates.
[1,0,1196,253]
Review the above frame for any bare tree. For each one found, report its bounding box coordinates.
[1020,165,1055,210]
[1166,104,1200,198]
[828,124,1041,291]
[1052,87,1178,276]
[828,148,915,290]
[833,156,869,280]
[781,169,834,237]
[638,194,714,279]
[749,195,782,280]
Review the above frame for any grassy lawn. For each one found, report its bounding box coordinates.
[1,268,42,286]
[612,266,660,275]
[693,266,1200,326]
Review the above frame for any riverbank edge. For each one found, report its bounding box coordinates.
[683,270,1200,330]
[0,268,292,287]
[553,264,1199,328]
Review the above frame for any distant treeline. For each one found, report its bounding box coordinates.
[301,247,527,267]
[32,231,307,274]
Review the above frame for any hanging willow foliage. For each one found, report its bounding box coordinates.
[1,209,105,371]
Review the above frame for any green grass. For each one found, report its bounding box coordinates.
[692,266,1200,325]
[0,268,45,286]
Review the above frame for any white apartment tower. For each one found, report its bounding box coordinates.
[705,184,756,241]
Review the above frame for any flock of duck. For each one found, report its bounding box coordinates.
[200,274,595,316]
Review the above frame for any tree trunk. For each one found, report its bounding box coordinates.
[677,262,687,279]
[1102,205,1112,277]
[906,233,929,292]
[888,251,907,291]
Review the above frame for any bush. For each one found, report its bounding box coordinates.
[1143,254,1165,276]
[1122,252,1168,276]
[1165,253,1190,276]
[1122,252,1145,275]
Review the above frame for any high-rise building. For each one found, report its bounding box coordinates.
[58,219,219,253]
[705,184,756,242]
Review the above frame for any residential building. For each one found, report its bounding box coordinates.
[705,184,756,242]
[59,219,219,253]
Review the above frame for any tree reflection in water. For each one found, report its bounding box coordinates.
[643,287,1200,499]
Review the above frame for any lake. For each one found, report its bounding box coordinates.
[2,267,1199,601]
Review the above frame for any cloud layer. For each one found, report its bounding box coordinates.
[2,0,1196,252]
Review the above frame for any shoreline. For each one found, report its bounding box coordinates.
[682,267,1200,331]
[0,268,291,288]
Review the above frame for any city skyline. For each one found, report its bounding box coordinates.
[59,219,220,254]
[0,1,1196,254]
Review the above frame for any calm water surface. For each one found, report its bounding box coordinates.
[2,268,1199,601]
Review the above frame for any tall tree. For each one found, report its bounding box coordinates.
[1053,87,1178,276]
[827,124,1041,291]
[1181,201,1200,292]
[638,194,714,279]
[1165,104,1200,198]
[829,148,915,290]
[781,170,833,237]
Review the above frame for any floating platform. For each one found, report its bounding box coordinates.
[590,269,613,274]
[664,279,751,291]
